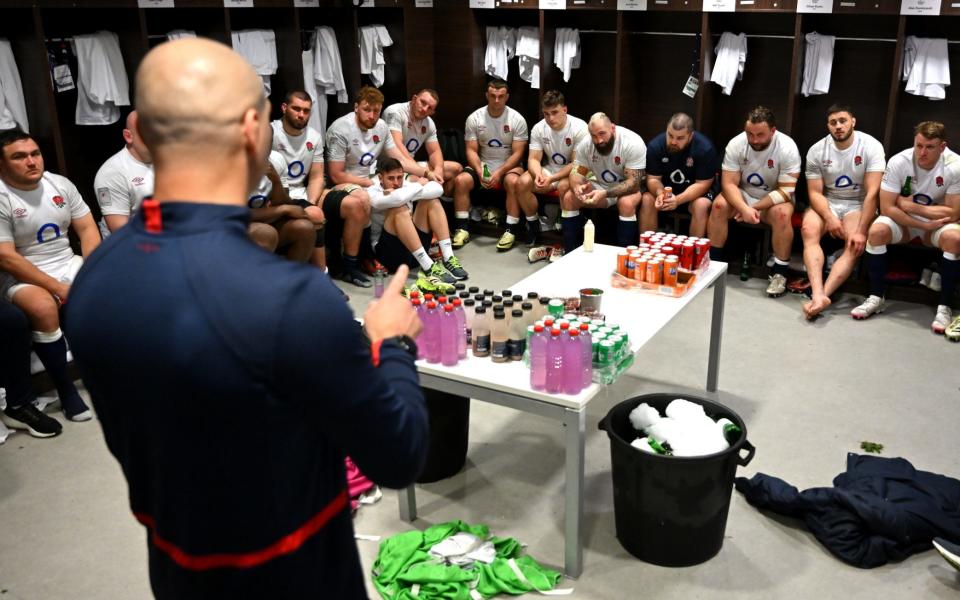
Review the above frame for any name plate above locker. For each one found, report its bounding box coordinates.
[734,0,798,11]
[649,0,702,11]
[832,0,900,13]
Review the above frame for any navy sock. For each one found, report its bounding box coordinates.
[32,336,78,401]
[456,217,469,232]
[561,215,581,253]
[616,220,637,247]
[343,254,361,272]
[771,261,789,277]
[865,252,888,297]
[709,246,725,262]
[940,255,959,306]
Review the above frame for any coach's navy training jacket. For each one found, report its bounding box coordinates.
[65,201,428,599]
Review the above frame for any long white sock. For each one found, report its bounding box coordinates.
[438,238,454,261]
[505,215,520,225]
[412,247,433,271]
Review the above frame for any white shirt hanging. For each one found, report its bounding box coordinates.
[710,32,747,96]
[73,31,130,126]
[801,32,835,97]
[358,25,393,88]
[484,26,516,80]
[554,28,580,83]
[515,27,540,89]
[0,39,28,131]
[903,36,950,101]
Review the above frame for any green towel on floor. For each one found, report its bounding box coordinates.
[372,520,562,599]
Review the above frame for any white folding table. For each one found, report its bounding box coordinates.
[398,244,728,578]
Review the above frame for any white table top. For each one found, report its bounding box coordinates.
[417,244,727,410]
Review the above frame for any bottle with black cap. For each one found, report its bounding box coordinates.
[469,286,480,294]
[508,309,526,361]
[472,306,490,357]
[490,311,509,363]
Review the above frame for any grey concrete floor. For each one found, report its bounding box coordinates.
[1,236,958,599]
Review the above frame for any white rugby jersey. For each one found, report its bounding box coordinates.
[248,151,288,209]
[881,146,960,207]
[325,114,396,178]
[805,131,886,202]
[529,114,588,171]
[573,125,646,191]
[0,173,89,273]
[464,106,528,170]
[271,120,323,199]
[94,147,153,217]
[383,102,438,156]
[722,131,801,200]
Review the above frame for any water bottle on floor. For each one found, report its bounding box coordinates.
[440,304,459,366]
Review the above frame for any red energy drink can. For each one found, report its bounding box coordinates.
[694,239,711,268]
[640,232,653,245]
[680,242,695,270]
[662,245,678,256]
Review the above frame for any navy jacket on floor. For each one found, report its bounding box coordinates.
[64,202,428,599]
[736,453,960,568]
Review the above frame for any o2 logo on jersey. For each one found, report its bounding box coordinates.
[406,139,420,153]
[669,169,688,185]
[746,173,770,191]
[359,152,376,167]
[834,175,859,191]
[600,170,619,184]
[936,176,944,187]
[248,195,268,209]
[551,153,568,166]
[913,193,934,206]
[487,139,504,148]
[36,223,61,244]
[52,195,65,209]
[288,160,305,179]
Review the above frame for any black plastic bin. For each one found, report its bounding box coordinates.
[416,388,470,483]
[598,393,755,567]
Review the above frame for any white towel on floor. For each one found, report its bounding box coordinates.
[801,32,834,97]
[358,25,393,88]
[554,28,580,83]
[516,26,540,89]
[0,39,28,131]
[73,31,130,125]
[710,32,747,96]
[903,36,950,101]
[484,26,516,80]
[312,27,349,104]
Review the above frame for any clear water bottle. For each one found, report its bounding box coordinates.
[462,298,475,348]
[452,298,467,360]
[529,325,547,390]
[579,323,593,388]
[563,329,583,395]
[440,304,459,366]
[423,301,442,364]
[545,328,564,394]
[472,306,491,357]
[374,267,385,298]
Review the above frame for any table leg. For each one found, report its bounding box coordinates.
[707,270,726,392]
[398,485,417,523]
[563,407,585,578]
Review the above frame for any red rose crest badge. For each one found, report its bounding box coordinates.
[614,156,621,165]
[565,137,572,146]
[52,195,65,208]
[936,176,944,187]
[503,125,511,134]
[854,155,862,166]
[306,141,314,151]
[686,157,694,168]
[421,126,427,134]
[767,159,775,169]
[372,135,380,143]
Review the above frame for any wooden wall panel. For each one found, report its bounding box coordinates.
[403,5,435,95]
[431,3,481,130]
[142,6,230,46]
[228,6,301,120]
[297,6,361,123]
[357,8,408,104]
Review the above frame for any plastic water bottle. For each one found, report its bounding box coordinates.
[545,328,564,393]
[583,219,595,252]
[452,298,467,360]
[411,298,426,359]
[472,306,491,357]
[423,301,442,364]
[529,325,547,390]
[462,298,475,348]
[440,304,459,366]
[563,329,582,394]
[579,323,593,388]
[374,267,385,298]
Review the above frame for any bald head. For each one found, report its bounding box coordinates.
[122,110,151,164]
[135,38,267,155]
